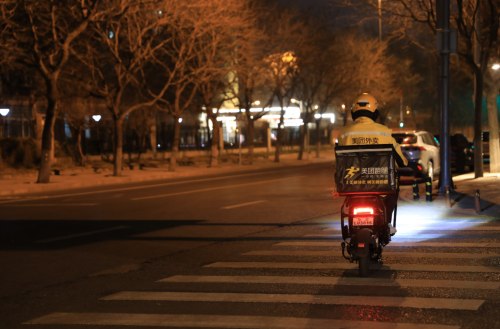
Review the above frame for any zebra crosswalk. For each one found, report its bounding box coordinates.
[24,219,500,328]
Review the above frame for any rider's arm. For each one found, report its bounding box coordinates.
[392,137,408,167]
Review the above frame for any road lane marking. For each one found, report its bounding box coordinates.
[323,226,500,231]
[132,176,307,201]
[222,200,266,209]
[274,241,500,248]
[100,291,484,310]
[2,203,97,207]
[242,250,500,259]
[23,313,461,329]
[0,171,299,204]
[158,275,500,290]
[205,261,500,273]
[36,226,128,243]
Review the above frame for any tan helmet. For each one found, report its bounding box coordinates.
[351,93,378,113]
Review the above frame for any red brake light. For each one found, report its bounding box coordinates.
[353,207,374,215]
[417,165,423,171]
[418,146,426,151]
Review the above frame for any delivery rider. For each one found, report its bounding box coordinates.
[337,93,408,233]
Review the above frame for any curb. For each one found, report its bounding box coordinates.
[0,157,336,197]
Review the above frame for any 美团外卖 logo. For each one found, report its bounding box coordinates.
[344,166,360,179]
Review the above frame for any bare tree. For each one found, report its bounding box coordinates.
[262,8,306,162]
[231,9,270,165]
[59,96,91,166]
[75,1,176,176]
[0,0,106,183]
[155,0,258,170]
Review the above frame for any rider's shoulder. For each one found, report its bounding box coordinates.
[371,122,392,133]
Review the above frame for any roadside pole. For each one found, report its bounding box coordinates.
[238,122,242,166]
[437,0,454,193]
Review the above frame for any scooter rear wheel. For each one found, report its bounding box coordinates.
[359,255,370,277]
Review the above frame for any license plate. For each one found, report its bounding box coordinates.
[353,217,374,226]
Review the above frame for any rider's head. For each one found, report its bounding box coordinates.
[351,93,379,121]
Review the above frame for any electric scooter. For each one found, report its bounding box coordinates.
[334,144,403,277]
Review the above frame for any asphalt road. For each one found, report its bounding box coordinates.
[1,163,499,329]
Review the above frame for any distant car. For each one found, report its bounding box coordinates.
[435,134,474,172]
[392,131,441,178]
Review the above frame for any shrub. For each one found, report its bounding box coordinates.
[0,138,40,169]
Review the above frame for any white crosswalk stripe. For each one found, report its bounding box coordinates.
[274,241,500,247]
[24,313,461,329]
[159,275,500,289]
[242,250,500,259]
[323,226,500,231]
[101,291,484,310]
[205,261,500,273]
[304,233,497,239]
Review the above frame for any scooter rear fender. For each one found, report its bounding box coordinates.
[351,228,375,258]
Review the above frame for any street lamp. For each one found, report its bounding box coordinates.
[92,115,102,154]
[341,104,347,126]
[253,100,260,106]
[493,64,500,70]
[0,108,10,138]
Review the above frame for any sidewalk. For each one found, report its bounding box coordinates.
[0,149,337,197]
[398,172,500,223]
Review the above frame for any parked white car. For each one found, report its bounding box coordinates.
[392,131,441,179]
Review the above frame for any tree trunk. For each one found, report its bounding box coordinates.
[0,146,3,170]
[473,69,484,178]
[113,115,124,176]
[298,125,305,160]
[316,120,321,158]
[138,134,145,161]
[169,116,180,171]
[486,85,500,173]
[76,127,85,166]
[210,118,219,167]
[247,119,255,165]
[274,99,285,163]
[150,116,157,160]
[37,83,58,184]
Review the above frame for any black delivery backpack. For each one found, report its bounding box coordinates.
[334,144,402,195]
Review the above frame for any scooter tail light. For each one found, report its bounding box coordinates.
[417,165,423,171]
[353,207,374,215]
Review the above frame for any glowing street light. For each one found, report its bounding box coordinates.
[253,100,260,105]
[92,115,101,122]
[493,64,500,70]
[342,104,345,110]
[0,108,9,116]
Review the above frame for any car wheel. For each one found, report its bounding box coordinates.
[427,160,434,179]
